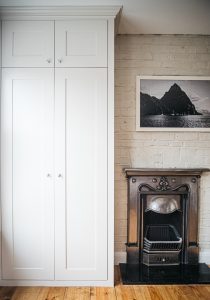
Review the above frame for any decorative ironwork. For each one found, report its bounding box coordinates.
[156,176,171,191]
[138,182,190,194]
[139,183,156,192]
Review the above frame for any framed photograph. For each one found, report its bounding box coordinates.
[136,76,210,131]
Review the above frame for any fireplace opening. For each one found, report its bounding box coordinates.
[138,180,189,266]
[142,194,184,266]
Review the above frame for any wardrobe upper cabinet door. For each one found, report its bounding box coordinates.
[55,20,107,67]
[1,68,54,280]
[55,68,107,280]
[2,21,54,67]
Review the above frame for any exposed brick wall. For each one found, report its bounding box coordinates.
[114,35,210,261]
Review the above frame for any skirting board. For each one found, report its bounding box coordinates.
[115,251,210,265]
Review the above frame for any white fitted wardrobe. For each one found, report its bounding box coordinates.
[0,6,121,286]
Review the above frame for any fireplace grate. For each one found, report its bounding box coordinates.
[144,224,182,251]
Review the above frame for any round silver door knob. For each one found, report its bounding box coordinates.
[46,59,51,63]
[58,174,62,178]
[46,173,51,177]
[57,59,62,63]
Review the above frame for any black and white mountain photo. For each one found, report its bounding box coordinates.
[138,78,210,129]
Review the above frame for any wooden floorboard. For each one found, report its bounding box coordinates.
[0,266,210,300]
[64,287,90,300]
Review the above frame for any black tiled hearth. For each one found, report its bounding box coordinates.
[120,263,210,284]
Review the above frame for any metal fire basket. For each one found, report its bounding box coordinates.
[143,224,182,252]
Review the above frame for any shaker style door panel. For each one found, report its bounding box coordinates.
[55,68,108,280]
[1,68,54,280]
[2,21,54,67]
[55,20,107,67]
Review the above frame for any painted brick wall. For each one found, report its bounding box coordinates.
[114,34,210,263]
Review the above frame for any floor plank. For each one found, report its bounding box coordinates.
[90,287,116,300]
[189,285,210,300]
[44,287,66,300]
[145,286,165,300]
[11,287,41,300]
[115,285,137,300]
[163,285,189,300]
[133,286,153,300]
[179,286,201,300]
[37,287,50,300]
[64,287,90,300]
[205,285,210,292]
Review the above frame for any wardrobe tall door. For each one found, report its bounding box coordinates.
[55,68,108,280]
[1,68,54,280]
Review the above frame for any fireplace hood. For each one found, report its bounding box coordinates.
[146,195,181,214]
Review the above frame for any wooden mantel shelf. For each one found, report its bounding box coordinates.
[124,168,210,177]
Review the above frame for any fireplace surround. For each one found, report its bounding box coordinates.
[120,168,210,284]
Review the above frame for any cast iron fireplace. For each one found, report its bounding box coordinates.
[120,168,210,284]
